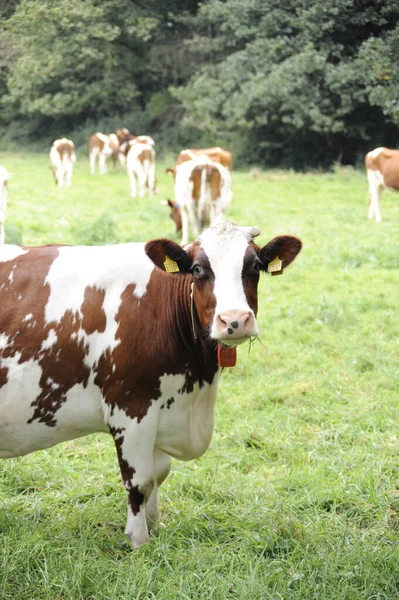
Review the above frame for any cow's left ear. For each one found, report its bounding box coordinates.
[259,235,302,275]
[145,239,192,274]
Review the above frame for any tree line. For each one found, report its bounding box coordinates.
[0,0,398,168]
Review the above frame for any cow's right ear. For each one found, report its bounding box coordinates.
[145,239,192,274]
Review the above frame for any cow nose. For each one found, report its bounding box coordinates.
[216,310,256,339]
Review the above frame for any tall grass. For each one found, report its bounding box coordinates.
[1,152,399,599]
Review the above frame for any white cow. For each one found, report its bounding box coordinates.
[0,165,8,244]
[126,141,156,198]
[50,138,76,187]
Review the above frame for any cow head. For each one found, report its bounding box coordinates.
[161,199,182,232]
[145,217,301,349]
[165,166,177,180]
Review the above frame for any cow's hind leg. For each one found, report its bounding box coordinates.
[146,448,171,532]
[111,423,156,549]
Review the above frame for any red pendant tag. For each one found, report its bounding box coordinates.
[217,344,237,367]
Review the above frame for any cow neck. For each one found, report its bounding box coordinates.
[160,271,219,384]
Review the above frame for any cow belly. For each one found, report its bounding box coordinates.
[0,358,106,457]
[155,373,220,461]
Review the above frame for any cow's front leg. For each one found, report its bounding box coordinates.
[110,425,155,549]
[146,448,172,531]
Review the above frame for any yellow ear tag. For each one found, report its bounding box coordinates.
[267,256,283,276]
[164,255,180,273]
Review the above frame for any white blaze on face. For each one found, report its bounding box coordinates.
[198,218,260,340]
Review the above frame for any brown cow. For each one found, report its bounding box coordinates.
[365,147,399,222]
[0,217,301,548]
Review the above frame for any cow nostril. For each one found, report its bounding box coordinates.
[231,321,239,329]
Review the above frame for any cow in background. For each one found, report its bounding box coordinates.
[89,132,121,175]
[0,165,8,244]
[126,140,156,198]
[365,147,399,222]
[172,156,232,246]
[50,138,76,187]
[175,147,233,171]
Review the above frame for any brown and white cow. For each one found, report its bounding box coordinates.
[0,216,301,549]
[50,138,76,187]
[126,140,156,198]
[365,147,399,222]
[171,156,232,245]
[89,132,121,175]
[0,165,8,244]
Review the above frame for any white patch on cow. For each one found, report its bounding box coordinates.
[0,246,28,263]
[0,354,43,457]
[155,373,220,460]
[0,333,9,349]
[199,217,259,339]
[41,328,58,350]
[369,147,384,159]
[23,313,33,322]
[44,244,154,364]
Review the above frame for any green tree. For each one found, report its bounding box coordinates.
[172,0,399,167]
[2,0,158,125]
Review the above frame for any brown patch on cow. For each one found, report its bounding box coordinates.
[138,148,153,165]
[241,245,261,316]
[366,148,399,189]
[54,140,74,159]
[81,286,106,334]
[95,267,219,423]
[189,164,221,230]
[89,134,105,153]
[0,365,8,388]
[0,246,96,426]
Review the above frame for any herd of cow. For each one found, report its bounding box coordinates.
[46,126,234,246]
[0,137,398,550]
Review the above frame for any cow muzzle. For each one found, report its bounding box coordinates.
[213,309,258,346]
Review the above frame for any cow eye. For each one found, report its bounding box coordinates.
[192,264,203,277]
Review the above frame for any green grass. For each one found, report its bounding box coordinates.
[1,152,399,599]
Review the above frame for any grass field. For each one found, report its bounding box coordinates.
[1,151,399,599]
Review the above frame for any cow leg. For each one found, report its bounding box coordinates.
[90,151,97,175]
[367,171,383,222]
[148,164,156,197]
[111,424,156,548]
[146,448,171,531]
[180,208,190,246]
[129,171,137,197]
[99,153,107,175]
[137,165,146,198]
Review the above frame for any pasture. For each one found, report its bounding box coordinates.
[1,150,399,599]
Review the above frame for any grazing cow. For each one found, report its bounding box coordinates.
[89,132,121,175]
[0,165,8,244]
[161,199,183,233]
[365,147,399,222]
[0,216,301,548]
[172,156,232,245]
[50,138,76,187]
[126,141,156,198]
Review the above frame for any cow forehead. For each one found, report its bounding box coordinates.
[197,220,259,271]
